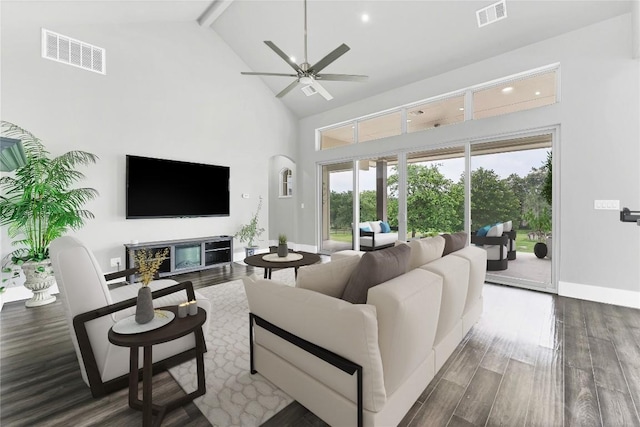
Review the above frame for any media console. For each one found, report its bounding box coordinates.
[124,235,233,282]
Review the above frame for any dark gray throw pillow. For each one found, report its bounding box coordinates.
[442,232,468,255]
[341,244,411,304]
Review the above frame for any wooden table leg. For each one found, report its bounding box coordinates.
[195,327,206,396]
[129,346,139,409]
[143,345,153,427]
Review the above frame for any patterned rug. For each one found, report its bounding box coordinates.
[168,270,295,427]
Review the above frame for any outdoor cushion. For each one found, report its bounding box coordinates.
[360,226,372,232]
[486,223,503,237]
[380,221,391,233]
[502,220,513,232]
[341,244,411,304]
[476,225,491,237]
[369,221,383,234]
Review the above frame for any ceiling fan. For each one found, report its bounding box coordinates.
[241,0,368,100]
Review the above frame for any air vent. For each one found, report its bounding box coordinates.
[41,29,106,75]
[476,0,507,28]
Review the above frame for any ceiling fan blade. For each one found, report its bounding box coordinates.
[316,74,369,82]
[276,79,300,98]
[310,79,333,101]
[308,43,350,74]
[241,72,299,77]
[264,41,301,73]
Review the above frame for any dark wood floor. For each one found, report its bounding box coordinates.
[2,264,640,426]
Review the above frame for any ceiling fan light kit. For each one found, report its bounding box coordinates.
[240,0,368,101]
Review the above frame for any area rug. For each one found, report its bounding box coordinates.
[168,270,295,427]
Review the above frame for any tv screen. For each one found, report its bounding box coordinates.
[126,155,230,219]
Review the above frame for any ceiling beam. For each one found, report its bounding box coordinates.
[633,0,640,59]
[198,0,235,28]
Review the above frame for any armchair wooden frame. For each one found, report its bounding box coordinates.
[73,271,202,398]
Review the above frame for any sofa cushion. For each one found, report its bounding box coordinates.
[380,221,391,233]
[442,232,468,256]
[296,256,361,298]
[369,221,383,234]
[502,220,513,232]
[399,236,445,270]
[360,226,372,232]
[331,250,365,262]
[341,244,411,304]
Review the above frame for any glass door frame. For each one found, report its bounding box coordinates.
[316,125,559,293]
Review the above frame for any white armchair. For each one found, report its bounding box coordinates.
[49,236,212,397]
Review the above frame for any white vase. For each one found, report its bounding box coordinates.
[21,260,56,307]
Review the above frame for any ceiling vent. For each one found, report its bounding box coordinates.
[41,29,106,75]
[476,0,507,28]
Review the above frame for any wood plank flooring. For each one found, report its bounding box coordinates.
[2,265,640,426]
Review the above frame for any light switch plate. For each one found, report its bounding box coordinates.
[594,200,620,210]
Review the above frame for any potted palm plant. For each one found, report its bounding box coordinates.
[0,121,98,307]
[235,196,265,257]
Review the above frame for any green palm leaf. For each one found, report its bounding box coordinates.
[0,121,99,262]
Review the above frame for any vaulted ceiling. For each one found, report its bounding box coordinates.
[2,1,634,118]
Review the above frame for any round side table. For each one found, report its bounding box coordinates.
[108,306,207,427]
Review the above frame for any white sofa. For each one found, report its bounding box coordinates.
[243,234,486,427]
[49,236,212,397]
[357,220,399,250]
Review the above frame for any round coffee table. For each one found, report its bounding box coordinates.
[244,251,321,279]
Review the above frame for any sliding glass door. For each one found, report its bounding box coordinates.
[318,131,556,292]
[320,162,354,254]
[470,135,553,290]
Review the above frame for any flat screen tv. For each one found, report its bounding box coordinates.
[126,155,230,219]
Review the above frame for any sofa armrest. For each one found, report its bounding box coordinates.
[359,229,375,243]
[249,313,364,427]
[73,281,197,397]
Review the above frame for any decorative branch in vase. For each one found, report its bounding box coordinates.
[132,248,169,324]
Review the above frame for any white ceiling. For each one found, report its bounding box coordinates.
[212,0,632,118]
[3,1,633,118]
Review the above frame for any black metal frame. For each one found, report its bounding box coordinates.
[471,232,509,271]
[249,313,363,427]
[73,279,203,398]
[505,230,517,260]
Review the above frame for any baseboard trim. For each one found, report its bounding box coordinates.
[558,281,640,309]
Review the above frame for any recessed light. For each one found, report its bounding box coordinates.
[459,107,465,111]
[501,86,514,93]
[361,14,370,22]
[535,91,541,96]
[406,119,412,122]
[290,56,296,63]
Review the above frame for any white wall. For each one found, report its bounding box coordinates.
[0,11,298,270]
[297,14,640,300]
[268,155,297,246]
